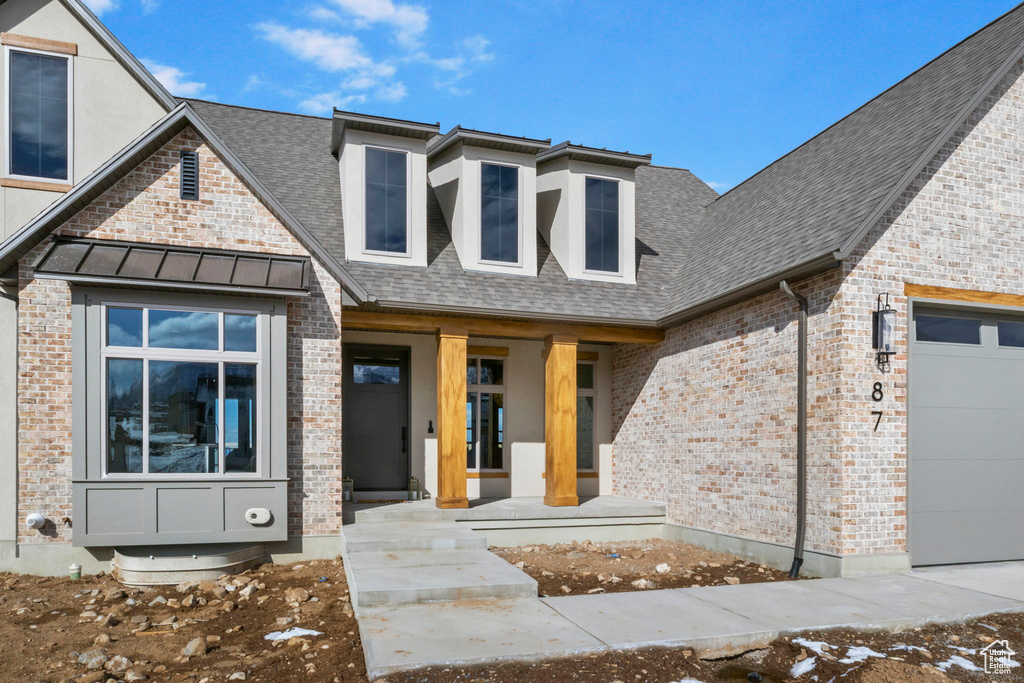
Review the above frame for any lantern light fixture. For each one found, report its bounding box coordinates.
[873,293,896,370]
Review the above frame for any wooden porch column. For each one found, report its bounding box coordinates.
[436,327,469,509]
[544,334,578,507]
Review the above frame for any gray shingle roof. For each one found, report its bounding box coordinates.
[187,99,716,324]
[665,3,1024,318]
[187,2,1024,326]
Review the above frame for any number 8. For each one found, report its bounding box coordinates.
[872,382,883,402]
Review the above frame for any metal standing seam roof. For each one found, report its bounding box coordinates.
[34,238,312,295]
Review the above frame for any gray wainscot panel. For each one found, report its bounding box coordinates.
[72,480,288,547]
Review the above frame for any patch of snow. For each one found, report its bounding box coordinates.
[669,680,706,683]
[264,627,323,641]
[935,655,983,672]
[890,644,929,654]
[793,637,832,655]
[839,646,887,664]
[948,645,977,655]
[996,656,1020,669]
[791,655,817,677]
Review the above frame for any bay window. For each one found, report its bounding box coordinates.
[7,47,71,182]
[102,304,260,476]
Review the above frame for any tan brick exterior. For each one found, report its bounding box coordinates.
[16,127,343,544]
[613,60,1024,559]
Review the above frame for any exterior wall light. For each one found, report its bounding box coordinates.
[873,293,896,370]
[342,477,354,503]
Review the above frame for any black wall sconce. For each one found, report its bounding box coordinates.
[427,420,434,435]
[873,293,896,371]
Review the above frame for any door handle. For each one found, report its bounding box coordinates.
[401,426,407,454]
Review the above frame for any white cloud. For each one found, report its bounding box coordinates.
[458,35,494,62]
[255,22,394,76]
[142,59,207,97]
[140,0,160,13]
[309,6,342,22]
[707,181,733,192]
[298,92,367,115]
[328,0,428,49]
[375,81,406,102]
[84,0,118,15]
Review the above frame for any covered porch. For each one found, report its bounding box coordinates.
[340,311,664,508]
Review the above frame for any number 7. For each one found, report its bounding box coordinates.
[871,410,884,431]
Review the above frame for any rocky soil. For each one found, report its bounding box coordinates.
[491,538,798,595]
[0,559,366,682]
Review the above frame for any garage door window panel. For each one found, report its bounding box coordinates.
[997,320,1024,348]
[915,315,981,345]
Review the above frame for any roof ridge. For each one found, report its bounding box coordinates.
[707,1,1024,205]
[182,98,332,122]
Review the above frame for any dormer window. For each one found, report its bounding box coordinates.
[427,127,549,276]
[584,177,619,273]
[365,147,409,254]
[333,111,439,267]
[536,142,650,285]
[480,162,519,264]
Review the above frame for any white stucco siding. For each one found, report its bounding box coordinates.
[342,331,612,499]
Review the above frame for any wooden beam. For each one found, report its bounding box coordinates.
[435,329,468,508]
[467,345,509,357]
[466,472,510,479]
[0,177,72,193]
[542,471,599,479]
[577,351,600,361]
[1,32,77,55]
[904,283,1024,309]
[544,334,578,506]
[343,310,664,344]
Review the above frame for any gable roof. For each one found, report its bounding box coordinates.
[0,102,367,299]
[0,0,176,111]
[661,2,1024,324]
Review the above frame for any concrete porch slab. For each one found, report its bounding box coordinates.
[541,588,775,651]
[358,598,605,678]
[350,496,667,524]
[340,521,487,553]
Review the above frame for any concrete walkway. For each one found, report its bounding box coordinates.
[356,561,1024,678]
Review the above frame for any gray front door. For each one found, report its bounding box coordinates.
[909,306,1024,565]
[343,345,410,491]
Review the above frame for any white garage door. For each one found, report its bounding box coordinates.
[910,306,1024,566]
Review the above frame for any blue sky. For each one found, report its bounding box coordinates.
[87,0,1019,191]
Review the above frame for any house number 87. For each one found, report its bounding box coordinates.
[871,382,884,431]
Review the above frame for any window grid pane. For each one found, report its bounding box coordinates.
[481,164,519,263]
[584,178,619,272]
[365,148,408,253]
[915,315,981,344]
[102,305,260,477]
[9,51,69,180]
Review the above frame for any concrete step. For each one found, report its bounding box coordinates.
[341,521,488,553]
[347,548,538,608]
[352,503,452,524]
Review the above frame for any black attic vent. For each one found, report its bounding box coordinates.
[180,150,199,200]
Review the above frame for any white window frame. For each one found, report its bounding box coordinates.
[362,143,412,258]
[99,301,263,479]
[581,174,623,277]
[576,360,597,472]
[466,355,507,473]
[477,159,524,268]
[4,45,74,184]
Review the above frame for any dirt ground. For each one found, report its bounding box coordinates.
[402,611,1024,682]
[491,538,798,595]
[3,558,1022,682]
[0,559,367,682]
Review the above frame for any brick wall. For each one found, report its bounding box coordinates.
[16,127,343,544]
[613,60,1024,558]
